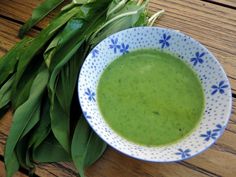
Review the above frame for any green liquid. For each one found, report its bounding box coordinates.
[97,49,204,146]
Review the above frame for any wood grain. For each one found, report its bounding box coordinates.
[0,0,68,29]
[0,160,27,177]
[0,0,236,176]
[0,18,38,57]
[86,148,211,177]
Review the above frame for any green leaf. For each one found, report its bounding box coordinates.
[106,0,128,18]
[46,1,111,70]
[0,75,14,109]
[48,41,84,152]
[73,0,97,5]
[0,37,32,87]
[33,133,71,163]
[11,54,43,109]
[12,6,82,101]
[44,18,84,67]
[29,98,51,149]
[49,45,85,152]
[48,1,110,151]
[19,0,64,38]
[21,103,41,138]
[71,116,107,177]
[84,131,107,167]
[5,151,19,177]
[4,66,49,174]
[90,1,148,45]
[16,98,51,173]
[15,136,34,170]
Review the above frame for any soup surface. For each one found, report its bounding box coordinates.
[97,49,204,146]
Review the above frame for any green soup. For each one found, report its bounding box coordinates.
[97,49,204,146]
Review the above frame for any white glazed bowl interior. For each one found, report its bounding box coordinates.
[78,27,232,162]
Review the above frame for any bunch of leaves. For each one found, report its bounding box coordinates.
[0,0,164,176]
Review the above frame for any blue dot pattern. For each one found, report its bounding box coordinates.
[77,27,232,162]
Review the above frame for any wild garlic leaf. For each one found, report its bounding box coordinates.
[23,99,51,173]
[0,37,32,88]
[71,116,90,177]
[12,6,82,102]
[48,1,110,151]
[48,31,85,152]
[33,133,71,163]
[20,103,41,139]
[11,54,43,109]
[15,136,34,170]
[19,0,65,38]
[29,98,51,150]
[90,1,148,45]
[71,116,107,177]
[73,0,96,4]
[5,66,49,174]
[106,0,128,18]
[0,75,14,109]
[5,152,19,177]
[44,18,84,68]
[83,131,107,167]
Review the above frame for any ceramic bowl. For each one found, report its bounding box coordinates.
[78,27,232,162]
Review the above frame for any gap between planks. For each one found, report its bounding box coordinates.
[201,0,236,9]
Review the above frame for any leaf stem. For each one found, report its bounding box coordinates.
[107,0,128,17]
[148,9,165,26]
[137,0,143,6]
[91,7,144,39]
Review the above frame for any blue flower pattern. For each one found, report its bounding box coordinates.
[211,81,228,95]
[175,149,191,159]
[109,38,120,53]
[159,33,171,48]
[120,43,129,54]
[191,52,205,66]
[200,131,217,141]
[213,124,223,132]
[92,48,99,58]
[85,88,95,102]
[83,111,91,119]
[200,124,223,141]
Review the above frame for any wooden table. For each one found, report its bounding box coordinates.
[0,0,236,176]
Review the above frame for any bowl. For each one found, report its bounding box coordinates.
[78,27,232,162]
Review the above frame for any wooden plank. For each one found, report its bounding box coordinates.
[186,146,236,177]
[86,148,211,177]
[0,160,28,177]
[149,0,236,94]
[203,0,236,8]
[0,0,67,29]
[35,162,77,177]
[0,18,38,57]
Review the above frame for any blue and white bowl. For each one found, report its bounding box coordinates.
[78,27,232,162]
